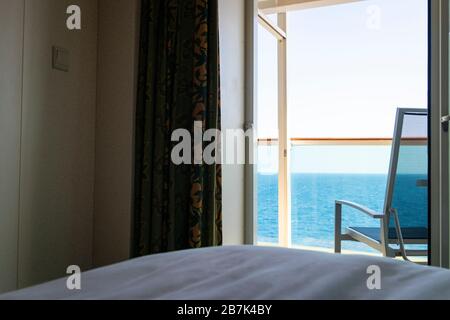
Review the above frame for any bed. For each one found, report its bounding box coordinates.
[2,246,450,300]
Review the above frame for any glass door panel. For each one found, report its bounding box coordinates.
[257,23,280,245]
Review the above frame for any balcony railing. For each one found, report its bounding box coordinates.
[257,138,427,146]
[256,137,428,253]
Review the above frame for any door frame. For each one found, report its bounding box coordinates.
[430,0,450,268]
[247,4,291,248]
[244,0,258,245]
[246,0,449,267]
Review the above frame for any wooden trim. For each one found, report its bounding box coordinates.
[258,11,286,40]
[277,12,291,248]
[257,137,427,146]
[258,0,363,14]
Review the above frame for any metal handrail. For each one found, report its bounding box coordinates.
[257,137,427,146]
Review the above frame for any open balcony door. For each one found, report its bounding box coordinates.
[245,0,291,247]
[246,0,450,267]
[430,0,450,268]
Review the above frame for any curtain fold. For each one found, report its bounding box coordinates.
[133,0,222,256]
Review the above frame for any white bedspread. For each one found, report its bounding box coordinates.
[2,246,450,300]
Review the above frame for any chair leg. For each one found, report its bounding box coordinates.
[335,235,342,254]
[335,202,342,254]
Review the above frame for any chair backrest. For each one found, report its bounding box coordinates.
[384,109,428,229]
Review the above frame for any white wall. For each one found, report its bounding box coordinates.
[0,0,140,290]
[0,0,25,293]
[93,0,140,267]
[18,0,98,288]
[0,0,246,292]
[219,0,246,245]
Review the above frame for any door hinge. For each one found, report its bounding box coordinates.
[244,122,254,131]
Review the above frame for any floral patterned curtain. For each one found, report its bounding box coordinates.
[133,0,222,256]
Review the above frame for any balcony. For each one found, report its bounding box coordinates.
[257,137,427,255]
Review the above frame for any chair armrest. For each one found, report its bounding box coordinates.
[335,200,384,219]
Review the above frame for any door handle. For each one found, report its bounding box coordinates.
[442,115,450,132]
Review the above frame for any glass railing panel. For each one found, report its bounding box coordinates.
[289,144,391,253]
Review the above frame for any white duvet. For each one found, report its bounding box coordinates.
[2,246,450,300]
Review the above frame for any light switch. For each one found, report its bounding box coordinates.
[52,46,69,72]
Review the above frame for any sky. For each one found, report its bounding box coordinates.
[257,0,428,174]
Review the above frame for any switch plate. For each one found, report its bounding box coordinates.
[52,46,69,72]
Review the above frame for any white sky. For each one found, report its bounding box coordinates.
[257,0,428,174]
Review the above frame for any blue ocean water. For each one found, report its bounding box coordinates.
[257,173,428,253]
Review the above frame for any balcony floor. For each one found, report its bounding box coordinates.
[257,242,428,264]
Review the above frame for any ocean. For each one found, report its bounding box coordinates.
[257,173,428,253]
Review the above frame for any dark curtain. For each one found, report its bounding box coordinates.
[133,0,222,256]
